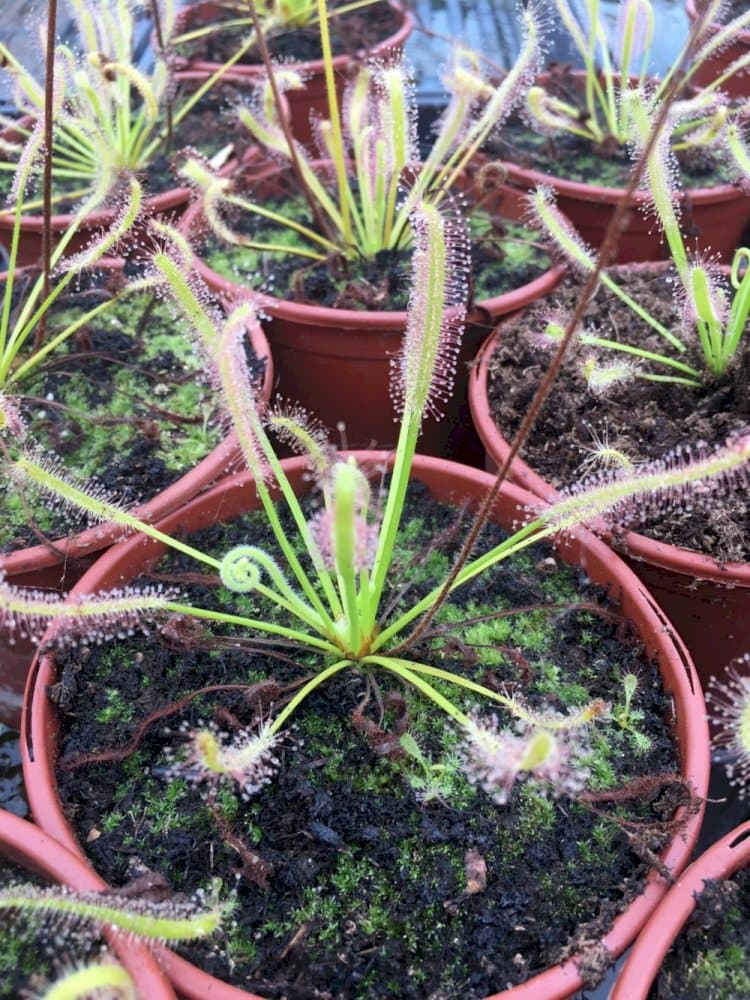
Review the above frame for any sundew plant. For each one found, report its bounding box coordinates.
[0,0,234,211]
[0,132,144,426]
[528,175,750,389]
[0,879,225,997]
[525,0,750,162]
[3,202,750,806]
[180,3,543,265]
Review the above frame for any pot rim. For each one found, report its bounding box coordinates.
[499,68,747,202]
[180,181,567,328]
[0,118,190,232]
[467,274,750,584]
[170,0,414,78]
[0,259,273,584]
[611,818,750,999]
[0,808,176,998]
[21,452,709,1000]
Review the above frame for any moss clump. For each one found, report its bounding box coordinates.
[53,483,681,998]
[656,871,750,999]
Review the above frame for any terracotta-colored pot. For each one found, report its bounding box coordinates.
[0,118,191,268]
[686,0,750,99]
[0,265,274,593]
[610,819,750,999]
[22,453,709,999]
[170,1,413,150]
[182,178,565,463]
[468,323,750,697]
[496,71,750,264]
[0,808,175,998]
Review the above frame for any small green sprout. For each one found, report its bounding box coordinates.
[399,732,467,804]
[612,673,652,755]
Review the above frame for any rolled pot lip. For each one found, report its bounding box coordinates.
[610,817,750,1000]
[685,0,750,43]
[499,67,748,202]
[21,451,709,1000]
[0,185,192,234]
[170,0,414,78]
[501,159,746,206]
[180,186,567,330]
[467,269,750,585]
[0,258,273,581]
[0,808,176,999]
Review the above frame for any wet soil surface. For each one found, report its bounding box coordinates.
[201,180,553,311]
[51,482,687,998]
[485,268,750,562]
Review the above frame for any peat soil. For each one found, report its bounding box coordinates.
[486,268,750,563]
[175,0,405,66]
[1,265,265,555]
[654,864,750,998]
[200,183,553,311]
[51,483,688,998]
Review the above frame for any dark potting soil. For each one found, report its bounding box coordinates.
[485,268,750,563]
[0,265,266,555]
[201,186,553,310]
[51,481,687,998]
[175,0,404,66]
[654,864,750,998]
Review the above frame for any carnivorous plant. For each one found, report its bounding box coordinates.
[529,86,750,389]
[525,0,750,164]
[180,4,543,265]
[0,137,143,428]
[0,880,225,997]
[3,203,749,806]
[0,0,234,212]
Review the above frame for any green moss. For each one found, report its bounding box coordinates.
[0,931,31,991]
[132,776,194,841]
[35,292,217,477]
[692,941,750,995]
[1,284,234,552]
[95,688,135,725]
[101,809,125,834]
[587,734,619,790]
[54,485,678,996]
[516,783,556,837]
